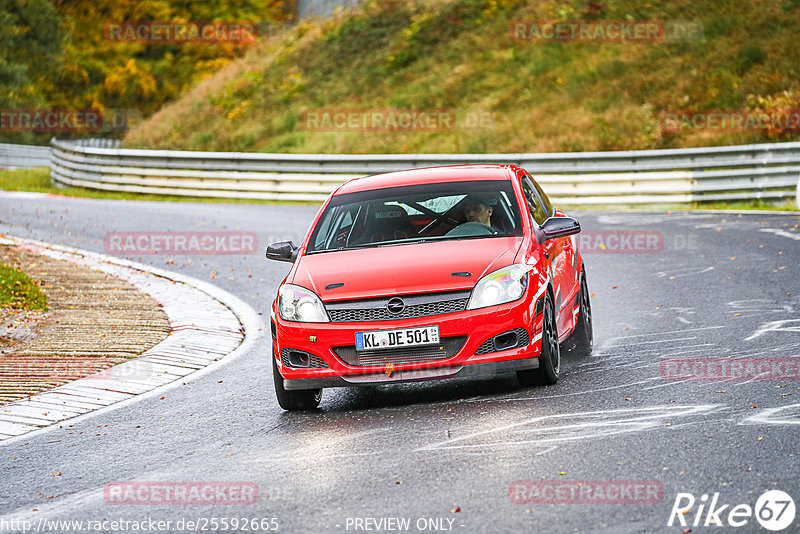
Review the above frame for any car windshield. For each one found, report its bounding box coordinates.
[307,180,523,253]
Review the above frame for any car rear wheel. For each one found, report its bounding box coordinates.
[272,354,322,411]
[565,269,593,357]
[518,291,560,387]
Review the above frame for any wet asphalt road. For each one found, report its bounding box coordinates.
[1,195,799,533]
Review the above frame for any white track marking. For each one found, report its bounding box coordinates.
[418,405,722,451]
[655,266,714,278]
[460,378,660,404]
[601,325,727,342]
[760,228,800,241]
[740,404,800,425]
[745,319,800,341]
[605,336,697,348]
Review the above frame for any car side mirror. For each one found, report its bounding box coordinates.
[266,241,298,263]
[540,216,581,241]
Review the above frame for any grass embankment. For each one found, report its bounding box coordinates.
[125,0,800,154]
[0,261,48,311]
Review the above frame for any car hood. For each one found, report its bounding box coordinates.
[292,237,523,302]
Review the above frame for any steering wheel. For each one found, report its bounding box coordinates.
[445,222,497,237]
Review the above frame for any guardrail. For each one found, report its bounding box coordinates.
[46,139,800,206]
[0,143,51,169]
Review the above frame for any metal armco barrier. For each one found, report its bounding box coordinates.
[43,139,800,206]
[0,143,51,169]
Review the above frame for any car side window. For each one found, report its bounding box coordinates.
[521,176,548,226]
[529,176,554,218]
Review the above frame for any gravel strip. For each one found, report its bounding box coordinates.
[0,245,170,405]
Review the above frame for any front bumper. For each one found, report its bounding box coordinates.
[282,358,538,390]
[273,292,544,390]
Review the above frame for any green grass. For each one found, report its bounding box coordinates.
[562,199,800,213]
[0,167,318,204]
[689,198,800,211]
[0,262,48,311]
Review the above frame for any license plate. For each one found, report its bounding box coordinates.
[355,325,440,351]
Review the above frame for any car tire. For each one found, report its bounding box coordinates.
[565,269,593,357]
[518,291,560,387]
[272,353,322,411]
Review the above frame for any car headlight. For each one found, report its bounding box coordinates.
[467,264,529,310]
[278,284,329,322]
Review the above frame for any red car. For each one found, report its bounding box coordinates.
[267,164,592,410]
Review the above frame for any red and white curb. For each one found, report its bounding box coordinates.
[0,235,263,443]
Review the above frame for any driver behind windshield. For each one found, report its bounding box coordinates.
[463,194,493,226]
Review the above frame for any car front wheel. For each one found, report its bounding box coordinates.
[272,353,322,411]
[565,268,593,357]
[518,291,560,387]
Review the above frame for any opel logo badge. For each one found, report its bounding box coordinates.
[386,297,405,314]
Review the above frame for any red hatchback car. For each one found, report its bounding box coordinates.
[267,164,592,410]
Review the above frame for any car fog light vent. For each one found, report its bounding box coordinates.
[474,328,530,355]
[280,348,329,368]
[494,332,518,351]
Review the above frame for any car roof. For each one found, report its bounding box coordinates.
[334,164,519,195]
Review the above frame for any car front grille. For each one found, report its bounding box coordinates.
[474,328,530,355]
[326,291,471,322]
[332,336,467,367]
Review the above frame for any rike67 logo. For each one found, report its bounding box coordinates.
[668,490,796,531]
